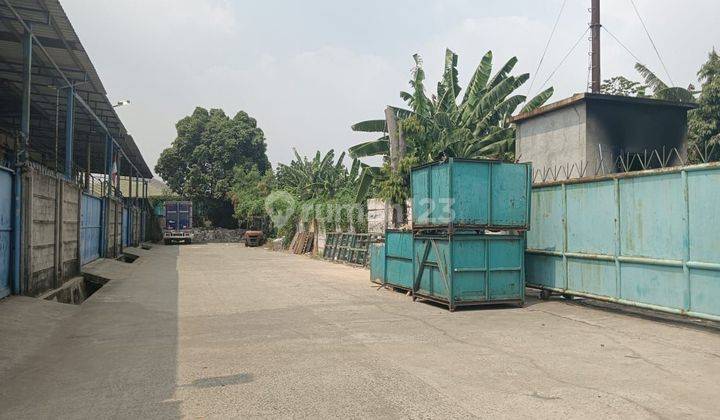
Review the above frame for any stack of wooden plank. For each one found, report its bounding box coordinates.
[289,232,314,254]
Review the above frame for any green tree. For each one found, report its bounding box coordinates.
[155,107,270,227]
[274,149,366,243]
[276,149,355,201]
[601,76,647,97]
[689,49,720,162]
[230,166,274,230]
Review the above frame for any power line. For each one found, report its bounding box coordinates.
[603,26,643,64]
[538,27,590,93]
[628,0,675,86]
[527,0,568,97]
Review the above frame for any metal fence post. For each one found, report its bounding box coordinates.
[682,170,691,312]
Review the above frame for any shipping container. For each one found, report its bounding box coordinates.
[411,158,532,231]
[413,233,525,311]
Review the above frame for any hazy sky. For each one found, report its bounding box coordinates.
[62,0,720,177]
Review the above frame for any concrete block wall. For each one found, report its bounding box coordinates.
[61,183,80,278]
[27,167,57,295]
[131,206,141,246]
[366,199,413,234]
[23,164,81,296]
[105,198,122,258]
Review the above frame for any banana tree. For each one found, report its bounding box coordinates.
[349,48,554,206]
[635,63,697,102]
[351,49,553,163]
[276,149,363,201]
[275,149,369,248]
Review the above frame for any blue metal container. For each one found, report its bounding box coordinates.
[411,158,532,230]
[384,230,414,290]
[413,233,525,311]
[369,243,385,285]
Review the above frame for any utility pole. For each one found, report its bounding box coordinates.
[590,0,601,93]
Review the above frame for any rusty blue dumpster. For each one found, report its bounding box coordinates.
[413,232,525,311]
[384,230,414,290]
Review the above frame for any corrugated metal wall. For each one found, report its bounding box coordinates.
[80,194,102,265]
[526,163,720,321]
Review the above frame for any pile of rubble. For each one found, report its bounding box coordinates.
[192,228,246,243]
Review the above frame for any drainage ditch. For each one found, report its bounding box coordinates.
[117,253,139,263]
[41,273,109,305]
[42,252,139,304]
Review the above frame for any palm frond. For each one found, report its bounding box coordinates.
[351,119,387,133]
[347,137,390,158]
[635,63,668,92]
[487,57,518,89]
[462,51,493,106]
[521,87,554,113]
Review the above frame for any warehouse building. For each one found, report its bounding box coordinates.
[0,0,152,298]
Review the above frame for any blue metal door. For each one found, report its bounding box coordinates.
[80,194,102,265]
[0,166,13,298]
[122,207,129,247]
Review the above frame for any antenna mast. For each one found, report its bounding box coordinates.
[590,0,601,92]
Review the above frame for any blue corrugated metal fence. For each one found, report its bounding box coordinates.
[80,193,102,265]
[526,163,720,321]
[0,165,12,298]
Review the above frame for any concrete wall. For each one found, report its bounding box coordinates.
[131,207,141,246]
[61,183,80,279]
[515,97,691,180]
[515,102,587,174]
[585,101,688,170]
[22,164,80,296]
[366,199,413,234]
[105,198,122,258]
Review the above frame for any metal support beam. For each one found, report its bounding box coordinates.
[84,142,91,192]
[115,148,120,195]
[100,133,112,258]
[20,25,31,153]
[135,171,139,201]
[64,85,74,178]
[13,25,32,295]
[141,179,147,242]
[128,166,132,200]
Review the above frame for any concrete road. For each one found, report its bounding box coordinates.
[1,243,719,419]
